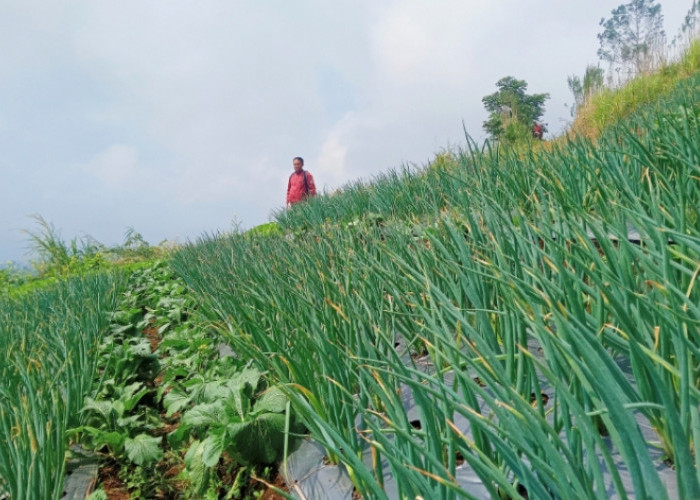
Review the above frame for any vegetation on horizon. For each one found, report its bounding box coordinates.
[570,38,700,138]
[481,76,550,144]
[1,216,175,298]
[567,0,699,138]
[597,0,666,80]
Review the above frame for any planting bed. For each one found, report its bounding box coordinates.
[272,337,679,500]
[59,262,294,499]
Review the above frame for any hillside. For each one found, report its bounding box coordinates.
[169,55,700,498]
[2,43,699,500]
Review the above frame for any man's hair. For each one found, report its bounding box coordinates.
[293,156,304,165]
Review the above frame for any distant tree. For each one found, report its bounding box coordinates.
[482,76,549,142]
[683,1,700,34]
[597,0,666,78]
[672,1,699,49]
[567,65,605,116]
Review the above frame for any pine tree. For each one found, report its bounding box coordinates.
[597,0,666,78]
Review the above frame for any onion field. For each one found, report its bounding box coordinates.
[172,74,700,499]
[1,70,699,499]
[0,274,120,499]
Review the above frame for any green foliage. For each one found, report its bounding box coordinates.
[245,221,283,238]
[85,489,108,500]
[1,217,175,299]
[682,1,699,37]
[69,262,186,483]
[24,214,107,277]
[64,260,295,498]
[120,227,155,260]
[125,434,164,466]
[176,370,300,468]
[597,0,666,78]
[680,37,700,74]
[482,76,549,143]
[0,262,29,292]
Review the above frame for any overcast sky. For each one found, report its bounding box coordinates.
[0,0,692,264]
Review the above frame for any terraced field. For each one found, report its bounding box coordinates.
[2,59,699,500]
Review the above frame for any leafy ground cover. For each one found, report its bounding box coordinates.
[67,261,297,499]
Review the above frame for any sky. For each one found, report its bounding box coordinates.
[0,0,693,264]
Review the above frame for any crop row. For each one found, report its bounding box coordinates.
[66,261,297,499]
[0,274,120,499]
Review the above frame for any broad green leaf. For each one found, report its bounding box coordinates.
[254,412,287,438]
[225,413,287,465]
[125,433,162,466]
[200,381,231,402]
[227,367,262,397]
[113,400,126,418]
[128,340,154,358]
[163,390,191,418]
[86,488,109,500]
[182,401,226,427]
[167,307,183,322]
[110,323,134,336]
[109,308,141,325]
[254,386,288,414]
[228,367,262,418]
[116,415,142,428]
[167,422,191,449]
[201,428,226,467]
[120,382,149,412]
[184,440,212,495]
[225,421,252,442]
[81,398,116,421]
[84,428,126,454]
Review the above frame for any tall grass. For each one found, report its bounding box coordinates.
[0,273,120,499]
[570,39,700,139]
[171,73,699,498]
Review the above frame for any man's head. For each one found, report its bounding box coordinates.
[293,156,304,172]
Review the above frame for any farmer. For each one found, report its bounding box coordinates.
[532,122,544,140]
[286,156,316,207]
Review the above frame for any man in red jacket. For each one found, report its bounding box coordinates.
[286,156,317,207]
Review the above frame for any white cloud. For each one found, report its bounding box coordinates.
[78,144,139,186]
[369,0,492,88]
[372,10,431,78]
[67,2,327,207]
[317,120,351,185]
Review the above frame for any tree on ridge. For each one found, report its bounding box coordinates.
[482,76,549,143]
[597,0,666,80]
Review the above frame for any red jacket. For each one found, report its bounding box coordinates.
[287,170,316,204]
